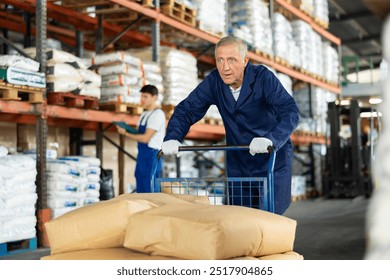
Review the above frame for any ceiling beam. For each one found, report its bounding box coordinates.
[342,33,381,44]
[330,10,373,22]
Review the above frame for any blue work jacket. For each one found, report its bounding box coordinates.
[165,63,300,214]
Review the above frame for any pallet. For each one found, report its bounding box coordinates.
[161,0,196,27]
[0,237,37,257]
[47,92,99,109]
[275,56,292,68]
[0,80,44,103]
[99,101,144,114]
[199,117,223,126]
[254,49,274,61]
[291,194,307,202]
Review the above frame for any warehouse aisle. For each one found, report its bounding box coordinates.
[0,196,368,260]
[284,196,368,260]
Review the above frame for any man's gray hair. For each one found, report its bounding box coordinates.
[215,35,248,59]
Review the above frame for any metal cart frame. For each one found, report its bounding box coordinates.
[151,145,276,212]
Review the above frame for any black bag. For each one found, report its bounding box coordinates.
[99,168,114,200]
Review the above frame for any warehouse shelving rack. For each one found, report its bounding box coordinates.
[0,0,340,246]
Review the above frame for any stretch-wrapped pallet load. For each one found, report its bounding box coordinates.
[322,42,340,84]
[141,60,164,105]
[228,0,273,56]
[93,51,143,104]
[0,54,45,88]
[292,0,314,17]
[292,19,323,76]
[0,147,37,244]
[46,155,101,219]
[313,0,329,28]
[293,85,336,135]
[129,47,198,106]
[272,13,301,68]
[192,0,227,35]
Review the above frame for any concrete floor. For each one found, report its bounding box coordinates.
[0,196,369,260]
[284,196,368,260]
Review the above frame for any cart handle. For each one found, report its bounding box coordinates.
[157,144,274,159]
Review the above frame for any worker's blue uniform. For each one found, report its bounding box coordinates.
[164,64,300,214]
[135,112,162,193]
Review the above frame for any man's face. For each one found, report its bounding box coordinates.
[140,92,156,109]
[215,44,248,89]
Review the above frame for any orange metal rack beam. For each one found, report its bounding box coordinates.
[110,0,341,94]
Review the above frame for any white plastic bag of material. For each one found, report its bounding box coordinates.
[93,51,142,68]
[47,63,83,82]
[58,156,101,167]
[0,205,35,222]
[0,145,8,157]
[98,62,142,77]
[46,80,80,93]
[47,197,81,208]
[1,193,37,209]
[47,180,81,192]
[101,74,141,87]
[78,84,101,99]
[83,182,101,191]
[78,68,101,86]
[0,54,40,72]
[0,181,36,200]
[48,190,87,199]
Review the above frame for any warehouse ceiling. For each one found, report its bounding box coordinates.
[328,0,385,76]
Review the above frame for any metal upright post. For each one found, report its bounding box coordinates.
[152,0,160,63]
[95,11,104,166]
[35,0,50,248]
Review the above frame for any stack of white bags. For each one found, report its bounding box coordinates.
[47,156,101,219]
[0,146,37,243]
[93,51,144,104]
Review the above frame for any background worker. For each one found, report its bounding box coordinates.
[116,84,166,193]
[161,35,299,214]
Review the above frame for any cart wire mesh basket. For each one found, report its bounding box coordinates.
[151,145,276,213]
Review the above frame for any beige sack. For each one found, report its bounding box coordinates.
[45,199,158,255]
[41,247,181,260]
[123,203,297,260]
[45,193,206,255]
[113,192,205,206]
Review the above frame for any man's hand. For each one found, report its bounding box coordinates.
[161,140,182,156]
[249,137,273,156]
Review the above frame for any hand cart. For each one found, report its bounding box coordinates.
[151,145,276,213]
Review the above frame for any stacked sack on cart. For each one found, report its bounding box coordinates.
[42,193,303,260]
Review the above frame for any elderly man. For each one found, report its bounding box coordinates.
[162,35,299,214]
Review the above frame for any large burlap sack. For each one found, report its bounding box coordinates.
[45,199,157,255]
[123,203,297,260]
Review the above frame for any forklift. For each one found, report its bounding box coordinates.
[322,99,376,197]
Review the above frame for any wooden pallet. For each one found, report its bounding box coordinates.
[0,237,37,257]
[99,101,144,114]
[254,49,274,61]
[0,81,44,103]
[291,194,307,202]
[198,117,223,126]
[275,56,292,68]
[47,92,99,109]
[161,0,196,27]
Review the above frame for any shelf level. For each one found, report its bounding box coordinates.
[0,100,326,144]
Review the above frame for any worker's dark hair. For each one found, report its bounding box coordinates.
[140,84,158,96]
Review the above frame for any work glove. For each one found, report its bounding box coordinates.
[162,140,182,156]
[249,137,273,156]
